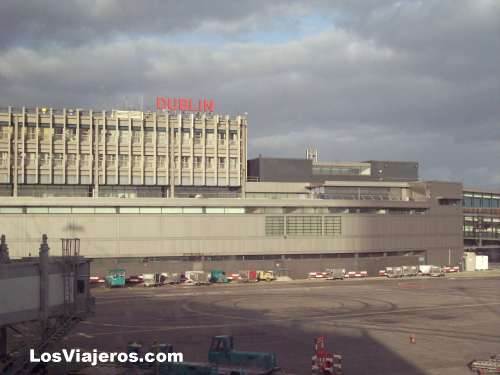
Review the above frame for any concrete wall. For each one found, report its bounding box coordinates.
[1,211,462,260]
[248,157,313,182]
[366,161,419,181]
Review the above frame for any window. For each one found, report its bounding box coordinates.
[80,129,90,142]
[174,156,179,168]
[95,207,116,214]
[286,216,322,236]
[54,127,63,141]
[205,157,214,169]
[139,207,161,214]
[26,127,36,140]
[157,131,166,144]
[183,207,203,214]
[0,127,9,139]
[194,130,202,144]
[48,207,72,214]
[24,153,36,167]
[120,207,140,214]
[106,154,116,167]
[67,154,77,167]
[217,130,226,144]
[118,155,128,168]
[206,207,225,214]
[157,156,166,168]
[230,157,237,169]
[39,153,49,166]
[145,156,154,168]
[0,207,23,214]
[194,156,202,169]
[181,156,190,168]
[218,157,225,169]
[206,129,215,145]
[53,153,63,167]
[162,207,183,214]
[181,129,191,143]
[26,207,49,214]
[324,216,342,236]
[0,152,8,167]
[229,131,237,144]
[119,130,129,143]
[266,216,285,236]
[144,132,153,144]
[66,127,77,142]
[132,130,141,144]
[132,155,141,167]
[173,128,179,141]
[106,130,116,143]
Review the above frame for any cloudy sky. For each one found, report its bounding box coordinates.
[0,0,499,187]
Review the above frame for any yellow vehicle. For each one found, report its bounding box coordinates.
[256,270,276,282]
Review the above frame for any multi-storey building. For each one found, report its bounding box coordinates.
[0,105,465,277]
[0,107,247,198]
[463,188,500,262]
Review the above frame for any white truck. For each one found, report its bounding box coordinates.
[185,270,211,285]
[325,268,345,280]
[142,273,163,287]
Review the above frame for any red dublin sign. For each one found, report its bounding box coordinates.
[156,97,215,112]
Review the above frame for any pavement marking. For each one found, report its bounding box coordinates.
[81,301,500,334]
[76,332,94,339]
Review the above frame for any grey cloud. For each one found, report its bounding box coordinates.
[0,1,498,187]
[0,0,305,48]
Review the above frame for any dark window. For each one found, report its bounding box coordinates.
[77,280,85,294]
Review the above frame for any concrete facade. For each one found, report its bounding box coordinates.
[0,180,463,275]
[0,107,247,198]
[248,156,418,183]
[0,105,465,277]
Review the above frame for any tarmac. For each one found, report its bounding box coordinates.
[59,274,500,374]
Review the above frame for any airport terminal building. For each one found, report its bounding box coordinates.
[0,106,476,276]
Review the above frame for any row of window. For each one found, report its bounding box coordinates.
[0,127,239,146]
[0,206,427,216]
[0,154,239,170]
[265,216,342,237]
[106,249,425,263]
[463,193,500,208]
[0,206,246,214]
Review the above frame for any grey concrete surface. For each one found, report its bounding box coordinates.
[58,277,500,374]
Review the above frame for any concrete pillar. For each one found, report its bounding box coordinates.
[39,234,50,337]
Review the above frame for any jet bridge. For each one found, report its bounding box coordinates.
[0,235,93,374]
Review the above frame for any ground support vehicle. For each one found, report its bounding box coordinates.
[210,269,228,283]
[385,266,403,278]
[105,268,126,287]
[126,275,143,285]
[161,272,182,284]
[430,266,445,277]
[185,271,211,285]
[402,265,418,277]
[208,335,281,374]
[468,354,500,373]
[257,270,276,282]
[143,273,163,287]
[238,270,258,283]
[325,269,345,280]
